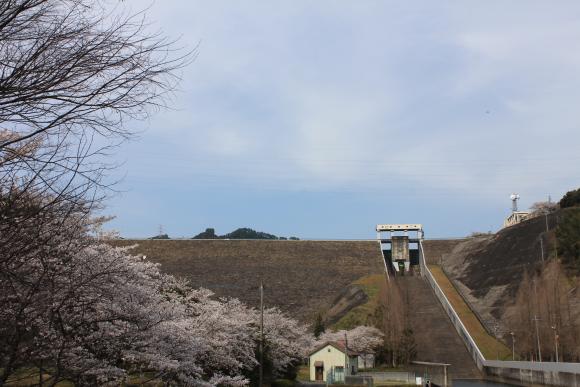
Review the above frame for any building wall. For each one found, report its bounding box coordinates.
[309,345,347,382]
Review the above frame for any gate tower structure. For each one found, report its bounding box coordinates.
[376,224,424,278]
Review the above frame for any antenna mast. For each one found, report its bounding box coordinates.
[510,193,520,212]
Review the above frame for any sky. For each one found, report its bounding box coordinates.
[106,1,580,239]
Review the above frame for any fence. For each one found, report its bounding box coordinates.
[357,371,415,384]
[345,375,374,387]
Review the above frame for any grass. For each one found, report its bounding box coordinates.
[358,366,405,372]
[3,368,163,387]
[332,274,385,330]
[428,265,512,360]
[297,365,310,381]
[123,372,164,386]
[4,368,74,386]
[272,379,297,387]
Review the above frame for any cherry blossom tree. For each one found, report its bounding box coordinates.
[0,189,309,386]
[261,307,312,377]
[313,326,384,354]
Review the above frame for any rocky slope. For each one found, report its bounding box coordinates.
[111,239,385,323]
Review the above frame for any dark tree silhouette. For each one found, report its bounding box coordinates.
[560,188,580,209]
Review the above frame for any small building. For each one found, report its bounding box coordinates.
[503,194,531,228]
[503,211,530,228]
[309,342,359,383]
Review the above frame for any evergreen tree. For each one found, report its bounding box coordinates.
[313,313,326,339]
[557,208,580,273]
[192,228,218,239]
[559,188,580,209]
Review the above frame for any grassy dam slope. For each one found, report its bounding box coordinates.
[112,240,385,322]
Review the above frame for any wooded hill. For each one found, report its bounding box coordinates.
[150,227,300,240]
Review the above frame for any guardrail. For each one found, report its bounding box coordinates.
[418,240,580,386]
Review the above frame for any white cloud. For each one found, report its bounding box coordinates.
[119,0,580,203]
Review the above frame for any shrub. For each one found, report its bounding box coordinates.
[557,208,580,273]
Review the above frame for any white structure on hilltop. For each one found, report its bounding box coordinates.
[503,193,530,228]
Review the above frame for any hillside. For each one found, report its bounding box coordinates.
[442,211,559,322]
[440,209,580,360]
[111,240,385,323]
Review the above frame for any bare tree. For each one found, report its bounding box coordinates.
[377,279,413,366]
[0,0,193,384]
[528,201,558,219]
[504,262,580,362]
[0,0,191,217]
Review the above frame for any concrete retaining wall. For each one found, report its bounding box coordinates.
[485,361,580,387]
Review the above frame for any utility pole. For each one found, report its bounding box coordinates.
[259,282,264,387]
[533,315,542,362]
[510,332,515,361]
[552,326,559,362]
[344,332,349,377]
[532,280,542,362]
[540,237,545,262]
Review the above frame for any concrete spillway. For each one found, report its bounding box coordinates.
[402,239,481,379]
[397,275,481,380]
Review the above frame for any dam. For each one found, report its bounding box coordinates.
[113,224,580,386]
[113,235,481,382]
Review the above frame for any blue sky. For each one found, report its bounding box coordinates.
[106,1,580,239]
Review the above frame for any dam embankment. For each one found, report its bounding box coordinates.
[111,239,385,322]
